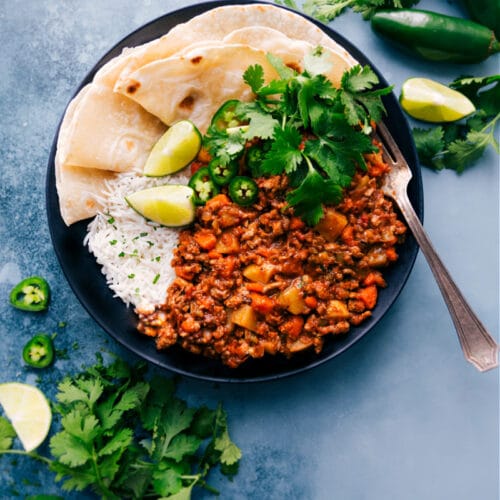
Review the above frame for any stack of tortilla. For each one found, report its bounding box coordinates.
[56,3,357,226]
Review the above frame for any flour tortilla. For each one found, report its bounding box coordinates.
[222,26,355,86]
[55,85,115,225]
[95,3,356,88]
[114,44,281,132]
[55,83,166,225]
[58,83,165,173]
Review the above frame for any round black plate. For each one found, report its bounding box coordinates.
[46,0,423,383]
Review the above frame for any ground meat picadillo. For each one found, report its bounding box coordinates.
[137,146,406,368]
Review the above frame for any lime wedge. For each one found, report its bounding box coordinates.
[0,382,52,452]
[144,120,201,177]
[400,77,475,123]
[126,184,196,227]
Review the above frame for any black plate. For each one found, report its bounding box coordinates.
[46,0,423,383]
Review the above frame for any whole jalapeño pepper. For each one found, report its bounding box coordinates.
[10,276,50,312]
[462,0,500,38]
[22,334,54,368]
[371,9,500,63]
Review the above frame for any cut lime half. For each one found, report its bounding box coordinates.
[0,382,52,452]
[126,184,196,227]
[144,120,201,177]
[400,77,476,123]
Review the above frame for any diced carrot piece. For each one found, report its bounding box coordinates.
[205,194,231,209]
[207,250,222,259]
[194,229,217,251]
[363,271,386,287]
[246,282,265,293]
[341,225,355,245]
[280,316,304,339]
[250,293,276,315]
[289,217,305,230]
[385,247,398,262]
[358,285,378,310]
[190,160,204,175]
[304,296,318,309]
[181,317,200,333]
[197,146,212,164]
[175,266,195,281]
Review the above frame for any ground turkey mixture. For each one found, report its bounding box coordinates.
[137,148,406,368]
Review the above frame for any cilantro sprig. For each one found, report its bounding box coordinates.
[413,74,500,173]
[0,355,241,499]
[204,49,392,225]
[300,0,420,22]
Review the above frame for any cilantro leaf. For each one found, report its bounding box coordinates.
[267,52,296,80]
[303,0,419,22]
[152,466,185,497]
[50,430,92,467]
[287,162,344,225]
[204,127,247,166]
[340,65,392,128]
[243,108,280,140]
[444,126,499,173]
[0,416,16,451]
[303,46,333,76]
[412,126,445,169]
[97,428,133,457]
[211,404,242,471]
[163,433,203,462]
[260,125,304,175]
[243,64,265,94]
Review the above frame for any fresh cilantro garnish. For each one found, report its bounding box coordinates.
[0,417,16,451]
[301,0,420,22]
[0,356,241,499]
[210,49,390,224]
[413,74,500,172]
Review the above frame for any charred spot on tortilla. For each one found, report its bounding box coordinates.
[179,94,195,111]
[190,55,203,64]
[285,61,302,73]
[126,80,141,94]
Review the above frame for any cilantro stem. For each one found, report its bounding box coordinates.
[90,446,118,499]
[0,449,52,466]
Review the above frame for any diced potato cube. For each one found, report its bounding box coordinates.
[314,208,348,242]
[277,285,308,315]
[288,337,313,353]
[243,263,275,284]
[231,305,258,332]
[325,300,350,320]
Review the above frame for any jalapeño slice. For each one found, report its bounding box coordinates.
[188,166,220,205]
[10,276,50,312]
[22,334,54,368]
[228,176,259,206]
[210,100,243,132]
[208,159,238,186]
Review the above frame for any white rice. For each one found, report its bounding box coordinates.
[84,170,191,309]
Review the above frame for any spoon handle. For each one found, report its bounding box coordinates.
[396,190,498,372]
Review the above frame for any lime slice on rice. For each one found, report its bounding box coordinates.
[144,120,202,177]
[400,77,476,123]
[0,382,52,452]
[126,184,196,227]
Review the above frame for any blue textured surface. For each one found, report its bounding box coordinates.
[0,0,498,499]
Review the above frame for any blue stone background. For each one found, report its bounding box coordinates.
[0,0,498,498]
